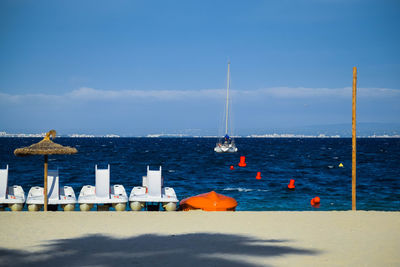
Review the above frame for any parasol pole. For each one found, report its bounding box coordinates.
[352,67,357,211]
[44,155,48,211]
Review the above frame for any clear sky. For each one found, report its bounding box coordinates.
[1,0,399,136]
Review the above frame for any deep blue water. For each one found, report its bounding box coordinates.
[1,137,399,211]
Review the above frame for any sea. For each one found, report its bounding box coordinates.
[1,137,399,211]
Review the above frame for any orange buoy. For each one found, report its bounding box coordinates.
[288,179,295,190]
[179,191,237,211]
[230,165,234,170]
[256,172,262,180]
[311,196,320,208]
[238,156,247,167]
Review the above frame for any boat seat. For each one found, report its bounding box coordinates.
[95,165,110,199]
[47,169,59,201]
[147,166,162,198]
[0,165,8,199]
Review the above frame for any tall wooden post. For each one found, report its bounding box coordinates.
[352,67,357,210]
[44,155,48,211]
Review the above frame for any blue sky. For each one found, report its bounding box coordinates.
[1,0,399,136]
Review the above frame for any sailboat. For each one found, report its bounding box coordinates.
[214,62,238,153]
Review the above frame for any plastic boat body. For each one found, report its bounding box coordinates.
[180,191,237,211]
[0,165,25,211]
[129,166,178,211]
[78,165,127,211]
[78,185,127,204]
[214,140,238,153]
[26,169,76,211]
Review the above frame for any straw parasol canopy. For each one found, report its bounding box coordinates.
[14,130,77,211]
[14,130,77,156]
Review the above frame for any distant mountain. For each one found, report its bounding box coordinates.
[2,122,399,137]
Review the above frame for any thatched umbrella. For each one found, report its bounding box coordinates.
[14,130,77,211]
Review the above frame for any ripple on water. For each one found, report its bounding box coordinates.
[0,137,399,211]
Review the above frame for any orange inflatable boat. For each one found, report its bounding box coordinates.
[179,191,237,211]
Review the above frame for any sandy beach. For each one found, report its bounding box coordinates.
[0,211,399,266]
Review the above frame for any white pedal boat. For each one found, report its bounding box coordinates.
[78,165,127,211]
[26,169,76,211]
[129,166,178,211]
[0,165,25,211]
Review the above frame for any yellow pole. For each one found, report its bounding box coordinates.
[352,67,357,210]
[44,155,48,211]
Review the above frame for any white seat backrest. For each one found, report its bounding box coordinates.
[142,175,148,187]
[0,165,9,199]
[147,166,162,198]
[95,165,110,199]
[47,169,59,200]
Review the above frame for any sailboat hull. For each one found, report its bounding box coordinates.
[214,144,238,153]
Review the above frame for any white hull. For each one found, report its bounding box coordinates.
[26,170,76,212]
[214,144,238,153]
[0,185,25,205]
[78,184,128,204]
[129,186,178,203]
[77,165,128,211]
[129,166,178,211]
[0,165,25,209]
[26,186,76,205]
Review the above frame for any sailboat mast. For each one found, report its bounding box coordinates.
[225,61,230,135]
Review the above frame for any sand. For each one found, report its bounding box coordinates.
[0,211,399,266]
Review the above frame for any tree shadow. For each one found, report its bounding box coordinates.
[0,233,321,267]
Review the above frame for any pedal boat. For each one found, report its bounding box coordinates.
[179,191,237,211]
[129,166,178,211]
[26,169,76,211]
[78,165,128,211]
[0,165,25,211]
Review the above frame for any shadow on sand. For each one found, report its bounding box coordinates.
[0,233,320,267]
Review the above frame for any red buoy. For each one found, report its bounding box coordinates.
[288,179,295,190]
[238,156,247,167]
[311,196,320,208]
[256,172,261,180]
[230,165,234,170]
